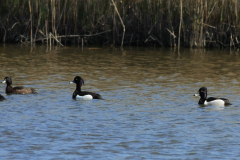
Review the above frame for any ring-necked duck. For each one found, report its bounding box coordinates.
[194,87,231,106]
[69,76,103,100]
[2,76,37,94]
[0,94,5,101]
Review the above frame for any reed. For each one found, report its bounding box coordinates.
[0,0,240,48]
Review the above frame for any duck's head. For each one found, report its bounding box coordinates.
[2,76,12,85]
[70,76,84,86]
[195,87,207,99]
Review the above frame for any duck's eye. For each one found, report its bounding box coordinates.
[201,90,203,92]
[76,78,78,80]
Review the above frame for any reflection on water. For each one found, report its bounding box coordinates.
[1,44,240,159]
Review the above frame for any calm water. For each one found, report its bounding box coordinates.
[1,44,240,159]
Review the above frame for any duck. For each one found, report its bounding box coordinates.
[69,76,103,100]
[2,76,37,94]
[194,87,231,106]
[0,94,5,101]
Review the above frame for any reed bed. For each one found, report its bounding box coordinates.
[0,0,240,48]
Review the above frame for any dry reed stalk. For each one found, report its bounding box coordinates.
[111,0,125,47]
[28,0,33,43]
[178,0,182,50]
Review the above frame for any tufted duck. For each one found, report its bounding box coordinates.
[69,76,103,100]
[2,76,37,94]
[194,87,231,106]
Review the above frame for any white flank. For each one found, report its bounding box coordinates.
[204,99,225,107]
[76,95,93,100]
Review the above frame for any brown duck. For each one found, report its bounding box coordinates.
[0,94,5,101]
[2,76,37,94]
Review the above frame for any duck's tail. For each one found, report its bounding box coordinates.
[31,88,38,94]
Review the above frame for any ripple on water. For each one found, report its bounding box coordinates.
[1,46,240,159]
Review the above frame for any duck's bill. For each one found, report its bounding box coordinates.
[193,93,199,97]
[69,81,75,84]
[2,80,6,83]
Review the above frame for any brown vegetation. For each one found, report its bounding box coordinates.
[0,0,240,48]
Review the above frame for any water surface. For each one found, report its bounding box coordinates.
[0,45,240,159]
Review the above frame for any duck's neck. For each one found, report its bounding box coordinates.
[6,85,13,93]
[198,98,206,104]
[76,83,82,92]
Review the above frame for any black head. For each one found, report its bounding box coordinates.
[2,76,12,85]
[70,76,84,86]
[198,87,207,99]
